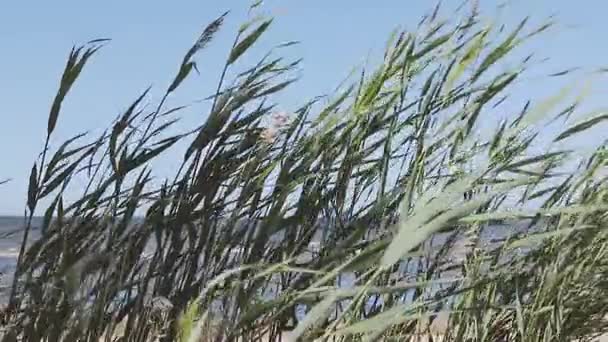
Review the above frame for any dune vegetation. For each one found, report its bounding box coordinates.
[1,1,607,341]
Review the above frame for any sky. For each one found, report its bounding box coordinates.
[0,0,607,215]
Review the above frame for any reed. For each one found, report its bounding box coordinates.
[2,1,607,341]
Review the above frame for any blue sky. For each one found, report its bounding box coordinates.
[0,0,606,215]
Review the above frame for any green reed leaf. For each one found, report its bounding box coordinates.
[555,113,608,142]
[48,41,107,136]
[229,19,273,65]
[289,294,337,341]
[472,17,527,82]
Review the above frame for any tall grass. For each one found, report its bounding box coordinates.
[1,1,607,341]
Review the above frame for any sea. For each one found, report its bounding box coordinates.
[0,215,534,311]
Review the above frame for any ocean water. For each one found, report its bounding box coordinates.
[0,217,44,297]
[0,216,533,309]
